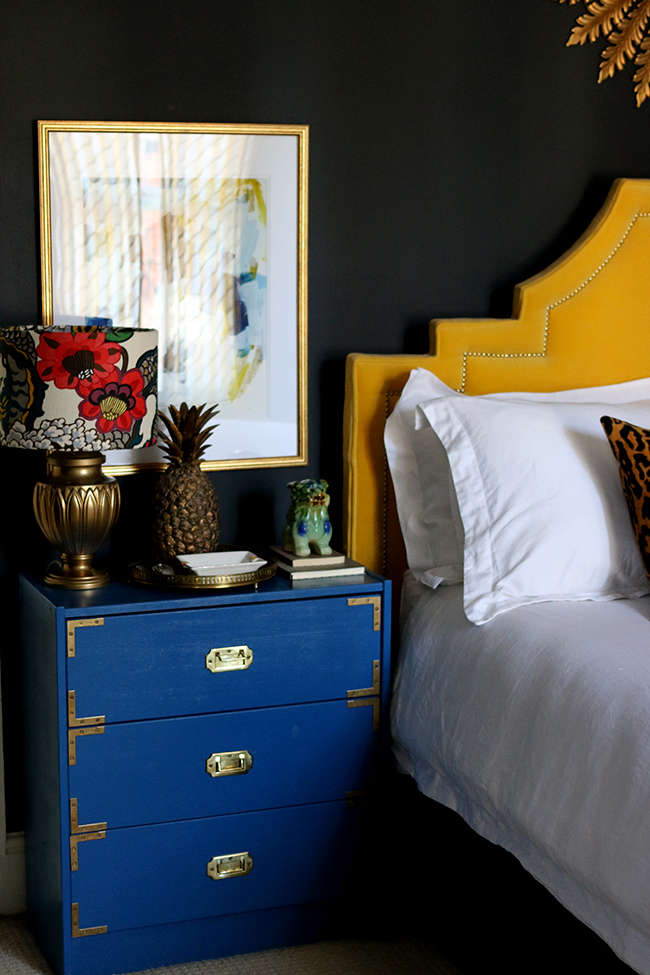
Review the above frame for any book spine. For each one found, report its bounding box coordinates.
[276,563,365,580]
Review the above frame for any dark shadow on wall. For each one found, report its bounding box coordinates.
[403,318,434,355]
[378,773,635,975]
[0,448,54,831]
[109,470,159,572]
[489,177,613,319]
[112,466,290,571]
[319,359,346,553]
[232,490,277,552]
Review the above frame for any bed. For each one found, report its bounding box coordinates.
[342,178,650,973]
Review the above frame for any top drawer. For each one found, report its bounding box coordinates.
[67,594,383,722]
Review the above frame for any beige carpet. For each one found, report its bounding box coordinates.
[0,915,460,975]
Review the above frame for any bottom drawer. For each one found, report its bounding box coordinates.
[70,801,366,935]
[65,902,351,975]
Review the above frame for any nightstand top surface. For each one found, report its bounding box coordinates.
[20,570,389,617]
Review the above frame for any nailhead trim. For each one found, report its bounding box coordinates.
[458,212,650,392]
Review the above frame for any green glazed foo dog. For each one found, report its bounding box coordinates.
[282,479,333,557]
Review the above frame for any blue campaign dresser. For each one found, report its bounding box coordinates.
[19,570,391,975]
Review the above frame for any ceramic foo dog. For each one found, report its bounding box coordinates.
[283,479,333,557]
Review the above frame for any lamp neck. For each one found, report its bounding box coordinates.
[46,451,110,486]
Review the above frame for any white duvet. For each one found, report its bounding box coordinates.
[392,582,650,974]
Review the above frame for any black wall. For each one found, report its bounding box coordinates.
[2,0,650,830]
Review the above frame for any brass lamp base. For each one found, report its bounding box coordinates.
[42,556,112,590]
[33,451,121,590]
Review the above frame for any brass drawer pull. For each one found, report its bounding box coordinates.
[205,646,253,673]
[206,750,253,777]
[207,852,253,880]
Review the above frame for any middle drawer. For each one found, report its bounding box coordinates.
[68,699,379,829]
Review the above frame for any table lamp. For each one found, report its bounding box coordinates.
[0,324,158,589]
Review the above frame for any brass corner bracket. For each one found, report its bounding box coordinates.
[67,691,105,728]
[70,798,107,835]
[71,902,107,937]
[68,726,104,766]
[347,596,381,631]
[69,830,106,872]
[67,618,104,657]
[347,697,380,732]
[347,660,380,699]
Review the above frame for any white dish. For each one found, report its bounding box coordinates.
[177,551,267,578]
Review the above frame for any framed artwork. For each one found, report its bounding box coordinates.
[38,121,308,474]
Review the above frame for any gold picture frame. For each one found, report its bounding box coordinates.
[38,120,308,474]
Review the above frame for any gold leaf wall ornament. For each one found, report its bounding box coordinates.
[552,0,650,105]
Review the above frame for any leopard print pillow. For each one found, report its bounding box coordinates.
[601,415,650,581]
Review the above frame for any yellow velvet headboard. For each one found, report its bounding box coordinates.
[343,177,650,590]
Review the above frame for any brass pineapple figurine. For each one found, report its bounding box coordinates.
[151,402,220,563]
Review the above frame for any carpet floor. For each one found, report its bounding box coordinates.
[0,916,460,975]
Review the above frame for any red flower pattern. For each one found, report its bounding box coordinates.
[79,369,147,434]
[37,331,122,394]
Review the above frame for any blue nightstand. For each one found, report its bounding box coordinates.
[20,571,391,975]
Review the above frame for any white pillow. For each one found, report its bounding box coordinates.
[384,369,650,590]
[416,396,650,624]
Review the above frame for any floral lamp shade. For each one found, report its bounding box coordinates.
[0,324,158,590]
[0,325,158,451]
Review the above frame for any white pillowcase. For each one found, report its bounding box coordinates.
[415,396,650,624]
[384,368,650,592]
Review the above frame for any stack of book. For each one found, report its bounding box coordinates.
[270,546,366,580]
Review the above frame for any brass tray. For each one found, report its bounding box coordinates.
[127,559,277,591]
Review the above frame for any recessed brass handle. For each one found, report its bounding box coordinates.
[205,646,253,673]
[206,750,253,777]
[207,852,253,880]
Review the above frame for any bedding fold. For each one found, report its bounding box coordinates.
[392,586,650,974]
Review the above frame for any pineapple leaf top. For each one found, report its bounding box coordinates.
[157,402,220,466]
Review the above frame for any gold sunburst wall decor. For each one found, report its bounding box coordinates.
[552,0,650,106]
